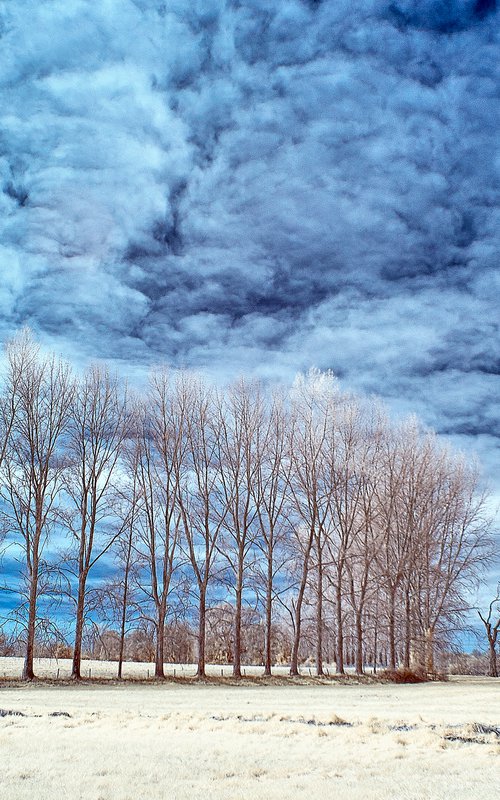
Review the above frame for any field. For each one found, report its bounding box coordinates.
[1,660,499,800]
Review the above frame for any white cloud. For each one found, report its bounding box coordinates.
[0,0,498,494]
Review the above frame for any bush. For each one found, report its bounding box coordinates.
[379,667,427,683]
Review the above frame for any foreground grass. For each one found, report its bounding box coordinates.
[1,674,499,800]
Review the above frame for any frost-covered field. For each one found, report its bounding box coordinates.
[1,662,499,800]
[0,656,322,680]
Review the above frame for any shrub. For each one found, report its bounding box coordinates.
[379,668,427,683]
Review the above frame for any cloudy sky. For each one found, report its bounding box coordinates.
[0,1,499,501]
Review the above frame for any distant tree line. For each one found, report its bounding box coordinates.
[0,330,495,680]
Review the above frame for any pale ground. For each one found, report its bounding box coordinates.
[0,659,499,800]
[0,656,322,679]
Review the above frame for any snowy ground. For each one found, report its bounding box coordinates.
[0,661,499,800]
[0,656,329,680]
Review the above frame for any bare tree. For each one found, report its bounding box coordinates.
[0,350,495,679]
[372,420,434,670]
[214,379,262,678]
[114,451,141,680]
[175,375,226,678]
[252,391,293,676]
[62,365,128,680]
[323,395,368,675]
[478,584,500,677]
[345,412,382,675]
[0,350,22,625]
[0,333,22,467]
[288,370,336,676]
[133,371,183,678]
[0,330,73,679]
[413,449,494,673]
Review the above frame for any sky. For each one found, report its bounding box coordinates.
[0,2,499,555]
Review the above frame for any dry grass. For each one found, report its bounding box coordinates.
[1,660,499,800]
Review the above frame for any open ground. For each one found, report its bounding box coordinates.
[1,660,499,800]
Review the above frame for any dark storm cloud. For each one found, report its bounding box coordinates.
[0,0,499,483]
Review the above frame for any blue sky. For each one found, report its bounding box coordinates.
[0,1,499,598]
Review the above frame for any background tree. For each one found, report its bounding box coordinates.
[251,391,293,676]
[214,379,262,679]
[133,372,183,678]
[373,420,433,670]
[114,445,142,680]
[176,375,226,678]
[323,394,367,675]
[413,450,494,673]
[478,583,500,677]
[63,365,128,680]
[0,330,73,679]
[288,369,335,676]
[0,334,495,678]
[344,410,382,675]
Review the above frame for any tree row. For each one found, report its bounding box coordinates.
[0,331,494,680]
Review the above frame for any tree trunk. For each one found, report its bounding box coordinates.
[425,626,435,675]
[355,610,363,675]
[118,529,133,681]
[117,632,125,680]
[290,540,312,676]
[316,546,324,676]
[23,565,38,681]
[71,574,87,680]
[155,609,166,678]
[488,639,498,678]
[403,589,411,670]
[264,550,273,676]
[117,580,128,680]
[335,579,345,675]
[233,552,243,679]
[388,591,397,670]
[197,587,206,679]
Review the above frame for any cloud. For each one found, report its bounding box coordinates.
[0,0,498,488]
